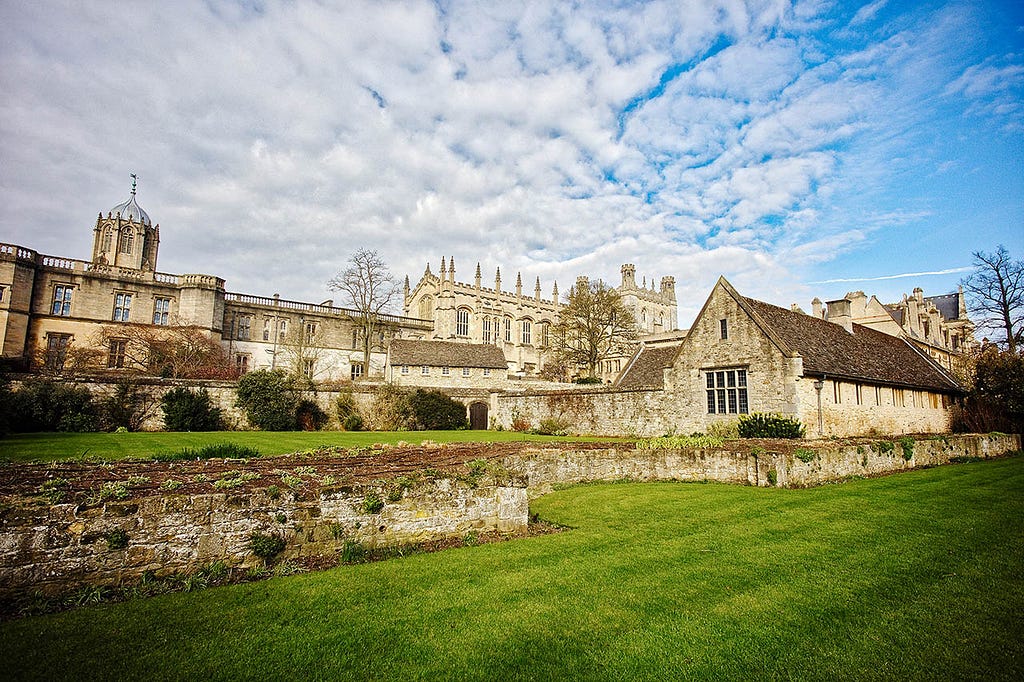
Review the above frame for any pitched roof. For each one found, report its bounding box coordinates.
[740,294,963,393]
[389,339,508,369]
[616,345,679,390]
[924,292,961,321]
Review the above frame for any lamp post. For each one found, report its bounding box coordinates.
[813,378,825,436]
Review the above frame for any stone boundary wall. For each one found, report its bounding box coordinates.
[0,478,528,597]
[0,433,1017,597]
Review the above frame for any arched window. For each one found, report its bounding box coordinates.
[456,308,470,336]
[101,228,113,252]
[120,228,134,254]
[482,316,492,343]
[418,296,434,320]
[521,318,532,345]
[504,315,513,343]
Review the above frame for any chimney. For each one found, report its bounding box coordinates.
[825,298,854,333]
[811,297,823,319]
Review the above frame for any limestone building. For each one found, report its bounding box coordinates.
[403,259,677,379]
[0,182,432,381]
[809,288,975,373]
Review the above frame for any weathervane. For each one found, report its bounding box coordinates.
[130,173,138,196]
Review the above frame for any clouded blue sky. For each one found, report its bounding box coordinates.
[1,0,1021,325]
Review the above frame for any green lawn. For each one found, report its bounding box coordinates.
[3,457,1023,680]
[0,430,612,463]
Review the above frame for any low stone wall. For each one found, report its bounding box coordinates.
[0,433,1017,598]
[0,478,528,596]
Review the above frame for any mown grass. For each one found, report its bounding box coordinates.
[0,430,617,463]
[2,457,1022,680]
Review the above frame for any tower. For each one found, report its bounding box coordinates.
[91,174,160,270]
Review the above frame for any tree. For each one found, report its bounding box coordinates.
[550,277,639,378]
[235,369,297,431]
[328,249,399,378]
[90,323,237,379]
[961,245,1024,353]
[278,318,333,388]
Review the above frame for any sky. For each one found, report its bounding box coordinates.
[1,0,1021,327]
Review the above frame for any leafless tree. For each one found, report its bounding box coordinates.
[961,245,1024,353]
[328,249,399,377]
[551,278,639,378]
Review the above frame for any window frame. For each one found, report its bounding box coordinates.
[153,297,171,325]
[112,292,133,322]
[51,285,74,317]
[705,367,748,414]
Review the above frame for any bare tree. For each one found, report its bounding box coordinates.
[961,245,1024,353]
[551,278,639,378]
[278,318,334,388]
[328,249,399,378]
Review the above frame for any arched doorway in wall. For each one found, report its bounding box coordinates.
[469,402,488,430]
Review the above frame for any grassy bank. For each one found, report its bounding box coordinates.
[2,456,1022,680]
[0,430,615,463]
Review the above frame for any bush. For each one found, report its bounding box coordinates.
[161,387,223,431]
[574,376,603,385]
[737,413,806,439]
[7,379,98,432]
[235,370,297,431]
[99,380,158,432]
[369,384,415,431]
[249,532,286,561]
[408,389,467,430]
[953,347,1024,434]
[343,414,364,431]
[295,399,328,431]
[533,417,571,436]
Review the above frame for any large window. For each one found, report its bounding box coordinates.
[153,297,171,325]
[482,317,491,343]
[45,333,71,372]
[107,339,128,368]
[521,319,532,345]
[112,293,132,322]
[120,227,134,254]
[706,368,748,414]
[456,309,470,336]
[51,285,73,316]
[504,316,513,343]
[237,315,252,341]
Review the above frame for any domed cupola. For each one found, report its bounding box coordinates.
[109,179,151,226]
[91,174,160,270]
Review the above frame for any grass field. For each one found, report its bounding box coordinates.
[2,456,1022,680]
[0,430,614,463]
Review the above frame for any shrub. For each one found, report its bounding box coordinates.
[533,417,571,436]
[737,413,806,439]
[408,389,468,430]
[160,387,223,431]
[899,436,915,461]
[295,399,328,431]
[574,376,603,385]
[362,492,384,514]
[99,380,158,432]
[794,448,817,463]
[336,387,361,427]
[235,370,297,430]
[369,384,415,431]
[766,468,778,486]
[343,414,364,431]
[249,532,286,561]
[636,434,725,450]
[706,420,740,439]
[154,442,259,462]
[7,379,99,432]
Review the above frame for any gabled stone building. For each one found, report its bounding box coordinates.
[498,277,966,437]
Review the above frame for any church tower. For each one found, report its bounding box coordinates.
[91,174,160,270]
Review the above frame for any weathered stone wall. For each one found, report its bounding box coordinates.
[0,478,528,596]
[1,434,1017,598]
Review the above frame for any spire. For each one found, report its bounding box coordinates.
[449,256,455,282]
[440,256,447,277]
[552,281,559,301]
[535,276,541,301]
[475,262,482,288]
[495,267,502,294]
[516,272,523,297]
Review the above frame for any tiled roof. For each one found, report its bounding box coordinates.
[616,345,679,390]
[742,296,963,393]
[884,304,905,326]
[389,339,508,369]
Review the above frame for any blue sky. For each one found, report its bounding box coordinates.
[1,0,1021,326]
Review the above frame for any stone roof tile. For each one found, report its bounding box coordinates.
[389,339,508,369]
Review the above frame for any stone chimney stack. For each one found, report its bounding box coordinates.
[811,297,823,319]
[826,298,854,334]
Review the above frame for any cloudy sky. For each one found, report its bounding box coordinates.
[1,0,1021,325]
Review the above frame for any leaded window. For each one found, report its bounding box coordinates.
[706,368,748,414]
[153,297,170,325]
[113,293,132,322]
[52,285,73,316]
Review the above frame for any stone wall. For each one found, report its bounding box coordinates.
[2,433,1016,598]
[0,477,528,597]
